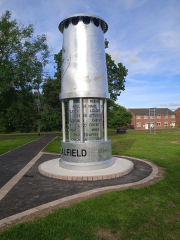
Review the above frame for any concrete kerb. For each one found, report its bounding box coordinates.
[0,155,163,230]
[38,157,134,181]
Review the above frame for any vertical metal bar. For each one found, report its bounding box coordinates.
[104,99,107,141]
[62,100,66,142]
[38,99,40,136]
[37,88,40,136]
[80,98,83,143]
[98,100,100,139]
[68,100,70,141]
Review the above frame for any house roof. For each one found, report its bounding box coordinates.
[128,108,175,116]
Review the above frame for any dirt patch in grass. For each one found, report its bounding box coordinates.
[109,137,117,141]
[96,227,123,240]
[171,141,180,144]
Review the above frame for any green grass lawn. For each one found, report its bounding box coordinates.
[1,131,180,239]
[42,135,62,153]
[0,136,40,155]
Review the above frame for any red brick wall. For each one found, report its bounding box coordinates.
[175,108,180,126]
[128,112,176,130]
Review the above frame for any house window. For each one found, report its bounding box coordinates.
[150,115,154,119]
[164,115,168,119]
[137,115,141,119]
[157,122,161,126]
[171,115,175,118]
[137,123,141,127]
[164,122,168,126]
[157,115,161,119]
[144,115,148,119]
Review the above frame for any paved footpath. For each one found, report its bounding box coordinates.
[0,135,57,189]
[0,135,161,228]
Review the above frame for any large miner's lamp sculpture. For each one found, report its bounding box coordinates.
[59,14,114,170]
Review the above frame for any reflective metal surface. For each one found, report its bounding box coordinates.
[60,140,114,170]
[59,14,109,100]
[59,158,114,171]
[59,14,112,171]
[62,100,66,142]
[68,99,103,142]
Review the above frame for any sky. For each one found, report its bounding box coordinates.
[1,0,180,111]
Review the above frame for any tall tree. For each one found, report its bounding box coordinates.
[105,39,128,102]
[0,10,50,132]
[107,103,132,129]
[104,39,129,127]
[41,77,62,131]
[54,50,62,88]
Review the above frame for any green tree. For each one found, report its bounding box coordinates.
[107,103,132,129]
[0,10,50,132]
[104,39,129,127]
[40,50,64,132]
[54,50,62,87]
[41,77,62,131]
[105,39,128,102]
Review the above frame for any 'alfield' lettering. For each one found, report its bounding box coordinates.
[61,148,87,157]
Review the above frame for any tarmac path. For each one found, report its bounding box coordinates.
[0,135,57,189]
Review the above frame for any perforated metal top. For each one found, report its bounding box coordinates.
[59,13,108,33]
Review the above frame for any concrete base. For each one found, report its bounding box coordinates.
[38,157,134,181]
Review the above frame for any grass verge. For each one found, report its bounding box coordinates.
[42,136,62,153]
[0,136,40,155]
[1,131,180,239]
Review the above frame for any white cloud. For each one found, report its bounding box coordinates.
[160,31,180,49]
[110,51,121,63]
[168,103,180,107]
[127,54,139,64]
[118,0,148,9]
[158,103,180,111]
[159,104,168,107]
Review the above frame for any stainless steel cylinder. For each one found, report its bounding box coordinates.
[60,140,114,170]
[59,14,113,171]
[59,14,109,100]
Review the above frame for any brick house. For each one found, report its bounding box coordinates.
[174,108,180,126]
[128,108,176,130]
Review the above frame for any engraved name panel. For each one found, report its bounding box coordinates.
[68,99,103,142]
